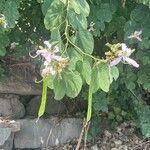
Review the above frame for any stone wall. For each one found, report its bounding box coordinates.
[0,93,82,150]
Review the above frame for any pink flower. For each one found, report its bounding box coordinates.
[36,50,53,63]
[32,41,68,77]
[110,57,122,66]
[122,57,139,68]
[36,41,61,63]
[110,43,139,68]
[41,66,56,77]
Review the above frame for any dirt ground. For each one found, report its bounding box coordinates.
[47,122,150,150]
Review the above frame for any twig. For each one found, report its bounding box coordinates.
[76,119,88,150]
[84,121,90,150]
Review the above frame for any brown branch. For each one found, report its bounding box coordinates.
[76,119,90,150]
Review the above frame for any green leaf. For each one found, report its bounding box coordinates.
[137,69,150,91]
[88,2,115,35]
[64,71,82,98]
[87,116,101,140]
[76,28,94,54]
[67,47,82,70]
[0,30,9,56]
[38,77,48,118]
[68,10,88,29]
[124,5,150,49]
[42,0,53,15]
[126,82,136,90]
[113,107,121,114]
[68,0,80,14]
[108,112,115,120]
[53,76,66,100]
[135,0,150,8]
[93,91,108,113]
[105,0,119,13]
[98,63,111,92]
[0,65,6,80]
[91,65,100,93]
[111,66,119,81]
[91,63,111,93]
[105,16,126,40]
[47,75,55,89]
[0,0,5,12]
[60,0,67,4]
[96,4,112,23]
[51,29,64,50]
[52,70,82,100]
[76,60,92,85]
[132,95,150,138]
[69,0,90,17]
[44,0,65,31]
[3,0,19,28]
[0,46,6,56]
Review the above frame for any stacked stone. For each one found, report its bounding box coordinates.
[0,93,82,149]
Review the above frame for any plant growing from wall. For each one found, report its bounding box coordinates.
[0,0,150,139]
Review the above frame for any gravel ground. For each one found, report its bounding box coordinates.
[46,122,150,150]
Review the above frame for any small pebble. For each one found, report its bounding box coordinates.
[111,148,118,150]
[118,145,128,150]
[91,144,99,150]
[104,130,112,138]
[114,140,123,147]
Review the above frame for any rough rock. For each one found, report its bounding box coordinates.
[0,128,11,146]
[0,97,25,119]
[0,94,20,100]
[26,96,67,116]
[14,118,82,149]
[0,133,14,150]
[0,119,20,150]
[0,76,42,95]
[0,119,20,132]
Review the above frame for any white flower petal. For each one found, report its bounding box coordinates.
[50,67,56,75]
[128,30,142,41]
[53,55,65,61]
[36,49,48,55]
[135,30,142,36]
[41,67,56,77]
[121,43,133,56]
[121,43,127,51]
[53,46,59,53]
[44,61,50,67]
[44,41,52,49]
[110,57,122,66]
[124,57,139,68]
[136,37,142,42]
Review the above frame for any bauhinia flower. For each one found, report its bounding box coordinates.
[128,30,142,41]
[41,66,56,77]
[32,41,68,77]
[110,43,139,68]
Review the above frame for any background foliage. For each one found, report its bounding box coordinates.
[0,0,150,138]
